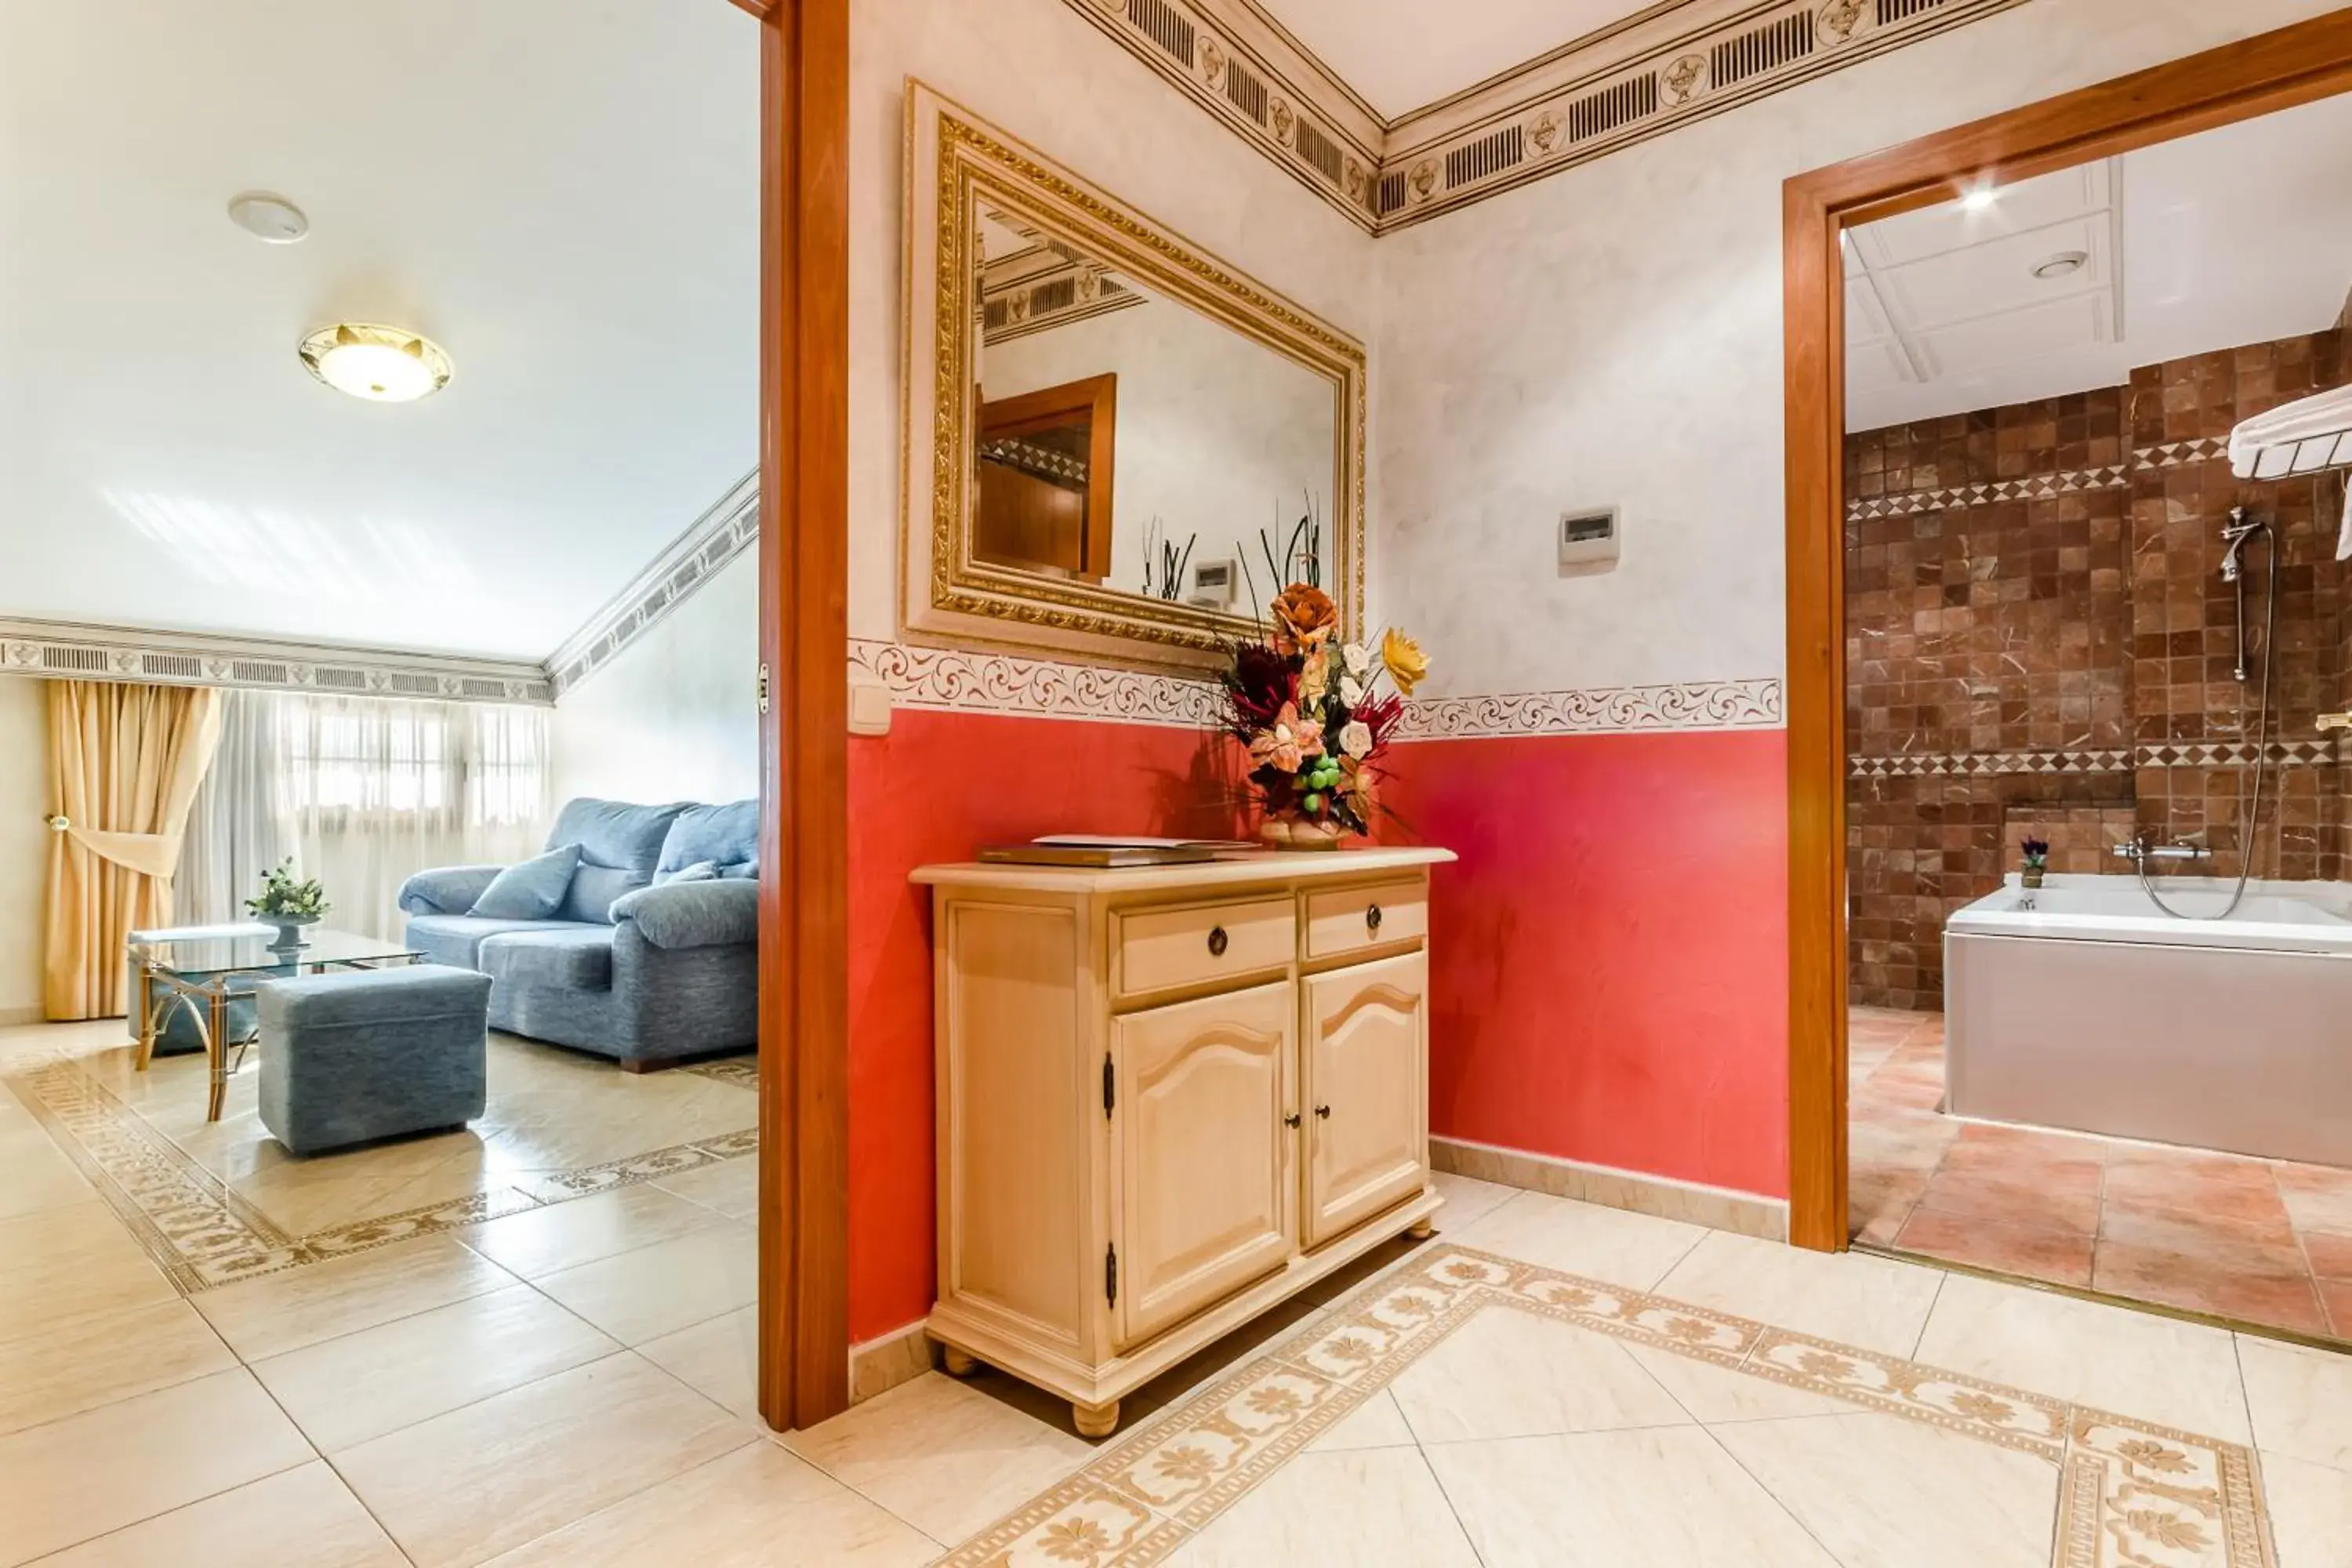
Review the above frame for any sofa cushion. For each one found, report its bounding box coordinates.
[545,799,688,925]
[655,800,758,881]
[609,879,758,950]
[405,914,607,970]
[467,844,582,920]
[478,927,616,991]
[398,865,505,917]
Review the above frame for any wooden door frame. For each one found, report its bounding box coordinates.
[1782,11,2352,1253]
[740,0,852,1427]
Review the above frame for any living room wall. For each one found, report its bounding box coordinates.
[550,549,759,810]
[0,678,43,1023]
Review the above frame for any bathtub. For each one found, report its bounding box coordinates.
[1944,873,2352,1165]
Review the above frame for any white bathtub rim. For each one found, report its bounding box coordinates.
[1948,873,2352,955]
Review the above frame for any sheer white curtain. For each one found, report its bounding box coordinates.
[180,691,552,938]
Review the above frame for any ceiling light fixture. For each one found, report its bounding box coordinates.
[297,324,453,404]
[227,192,308,244]
[2032,251,2089,280]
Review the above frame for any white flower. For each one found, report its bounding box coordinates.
[1340,720,1374,758]
[1338,676,1364,706]
[1341,641,1370,677]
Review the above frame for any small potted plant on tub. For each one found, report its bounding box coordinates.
[2019,837,2049,891]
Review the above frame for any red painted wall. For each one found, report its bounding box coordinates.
[844,708,1244,1341]
[1384,729,1790,1198]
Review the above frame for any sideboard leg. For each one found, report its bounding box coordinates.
[940,1346,980,1377]
[1073,1398,1120,1438]
[1406,1218,1436,1240]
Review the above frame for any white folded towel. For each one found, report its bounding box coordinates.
[2229,383,2352,481]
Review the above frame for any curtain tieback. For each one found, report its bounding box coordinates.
[54,818,182,881]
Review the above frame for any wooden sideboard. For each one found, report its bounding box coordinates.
[913,846,1454,1436]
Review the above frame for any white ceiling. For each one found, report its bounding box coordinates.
[0,0,757,662]
[1846,90,2352,433]
[1255,0,1653,120]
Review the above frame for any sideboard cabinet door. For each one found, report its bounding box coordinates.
[1112,980,1295,1348]
[1302,953,1428,1247]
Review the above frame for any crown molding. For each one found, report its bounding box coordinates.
[0,617,554,706]
[546,469,760,698]
[1064,0,2031,234]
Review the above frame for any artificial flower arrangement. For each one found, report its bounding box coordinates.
[1218,581,1428,848]
[2019,837,2049,890]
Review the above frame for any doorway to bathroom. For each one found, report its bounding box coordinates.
[1783,12,2352,1348]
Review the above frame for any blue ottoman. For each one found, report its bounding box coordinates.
[257,965,492,1156]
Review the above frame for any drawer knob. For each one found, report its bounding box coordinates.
[1366,904,1383,934]
[1207,926,1229,957]
[1283,1112,1301,1128]
[1315,1104,1331,1120]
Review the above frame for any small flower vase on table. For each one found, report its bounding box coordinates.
[1219,583,1428,850]
[246,858,331,953]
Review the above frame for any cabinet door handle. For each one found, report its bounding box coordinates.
[1365,904,1383,934]
[1314,1104,1331,1119]
[1283,1112,1301,1128]
[1207,926,1229,957]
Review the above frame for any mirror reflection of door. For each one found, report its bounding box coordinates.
[975,374,1117,579]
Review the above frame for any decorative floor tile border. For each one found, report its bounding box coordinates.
[3,1057,758,1293]
[939,1244,2274,1567]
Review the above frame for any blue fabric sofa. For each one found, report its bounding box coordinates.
[397,798,757,1070]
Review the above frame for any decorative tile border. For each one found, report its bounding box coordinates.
[3,1056,757,1293]
[939,1243,2274,1566]
[546,470,760,698]
[1847,465,2132,521]
[1431,1134,1788,1241]
[2136,437,2234,469]
[1396,677,1784,740]
[1851,741,2337,779]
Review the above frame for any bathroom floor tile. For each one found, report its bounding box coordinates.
[1893,1207,2094,1287]
[2091,1243,2328,1334]
[2318,1277,2352,1339]
[1912,1160,2100,1236]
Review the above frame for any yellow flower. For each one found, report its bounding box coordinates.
[1381,628,1428,695]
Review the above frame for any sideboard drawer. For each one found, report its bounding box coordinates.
[1305,880,1427,960]
[1116,898,1295,998]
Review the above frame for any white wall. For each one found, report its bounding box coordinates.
[1373,0,2347,699]
[0,679,44,1022]
[849,0,1380,642]
[550,550,758,808]
[982,296,1337,597]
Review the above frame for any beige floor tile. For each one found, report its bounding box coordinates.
[1452,1190,1708,1290]
[459,1184,728,1279]
[0,1201,176,1346]
[252,1283,620,1452]
[334,1350,753,1568]
[2257,1452,2352,1568]
[1654,1232,1946,1358]
[1306,1387,1416,1453]
[32,1461,405,1568]
[782,1371,1093,1544]
[1911,1272,2251,1444]
[1427,1171,1516,1236]
[193,1234,517,1361]
[482,1439,939,1567]
[638,1305,759,1420]
[532,1223,757,1345]
[1619,1341,1868,1425]
[0,1297,234,1437]
[0,1138,94,1222]
[1167,1446,1481,1566]
[0,1368,314,1566]
[2238,1335,2352,1471]
[1710,1412,2060,1567]
[1389,1305,1690,1445]
[1421,1425,1839,1567]
[652,1156,760,1221]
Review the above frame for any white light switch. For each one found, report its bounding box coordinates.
[848,678,892,736]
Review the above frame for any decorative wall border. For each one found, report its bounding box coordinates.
[1063,0,2030,235]
[849,636,1224,728]
[1848,430,2252,524]
[1397,676,1785,739]
[0,617,553,707]
[1849,740,2339,778]
[938,1242,2274,1567]
[546,470,760,698]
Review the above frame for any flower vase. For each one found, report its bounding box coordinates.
[267,915,320,952]
[1261,816,1347,851]
[2020,866,2045,890]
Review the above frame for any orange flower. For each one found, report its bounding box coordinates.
[1270,583,1338,653]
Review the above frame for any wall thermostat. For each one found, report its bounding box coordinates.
[1559,507,1621,575]
[1186,557,1240,610]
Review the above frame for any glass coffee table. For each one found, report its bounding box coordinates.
[128,924,426,1121]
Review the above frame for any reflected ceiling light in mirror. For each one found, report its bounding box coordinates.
[298,323,453,403]
[1959,181,2001,214]
[227,192,308,244]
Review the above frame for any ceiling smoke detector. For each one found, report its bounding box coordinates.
[227,192,309,244]
[2031,250,2089,281]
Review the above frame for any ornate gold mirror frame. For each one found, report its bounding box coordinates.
[901,81,1368,674]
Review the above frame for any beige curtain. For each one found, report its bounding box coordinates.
[42,681,224,1021]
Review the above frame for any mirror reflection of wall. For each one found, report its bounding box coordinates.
[971,205,1335,607]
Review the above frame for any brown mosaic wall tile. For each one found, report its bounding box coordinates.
[1845,328,2350,1009]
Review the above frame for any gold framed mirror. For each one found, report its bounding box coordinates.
[901,82,1367,674]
